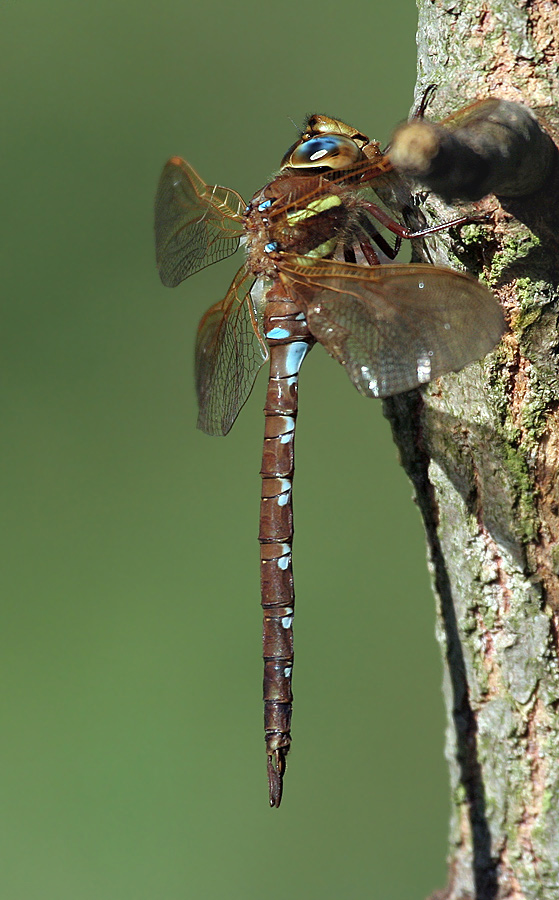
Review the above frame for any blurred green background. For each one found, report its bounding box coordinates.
[2,2,450,898]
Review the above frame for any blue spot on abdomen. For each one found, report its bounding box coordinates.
[266,327,291,340]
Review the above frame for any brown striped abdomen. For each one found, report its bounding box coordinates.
[260,289,314,807]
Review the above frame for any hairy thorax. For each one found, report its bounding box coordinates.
[243,171,363,277]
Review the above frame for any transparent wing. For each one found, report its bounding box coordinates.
[437,98,503,129]
[195,266,269,435]
[279,257,504,397]
[155,157,246,286]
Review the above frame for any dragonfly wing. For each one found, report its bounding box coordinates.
[280,258,504,398]
[155,157,246,286]
[195,267,269,435]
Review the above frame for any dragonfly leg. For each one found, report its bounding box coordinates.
[358,238,381,266]
[411,83,437,120]
[360,199,490,240]
[359,215,401,260]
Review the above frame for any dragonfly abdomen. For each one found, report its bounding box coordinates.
[259,291,314,807]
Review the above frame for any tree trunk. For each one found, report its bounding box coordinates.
[382,3,559,898]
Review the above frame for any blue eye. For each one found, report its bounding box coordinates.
[298,136,340,162]
[281,134,362,170]
[264,241,279,253]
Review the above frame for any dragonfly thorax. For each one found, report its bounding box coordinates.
[244,173,360,275]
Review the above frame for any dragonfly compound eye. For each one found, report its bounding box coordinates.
[281,134,362,170]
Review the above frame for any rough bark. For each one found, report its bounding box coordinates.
[382,3,559,898]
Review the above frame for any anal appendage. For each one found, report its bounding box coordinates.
[267,747,287,808]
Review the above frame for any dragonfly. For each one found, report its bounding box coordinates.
[154,112,505,807]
